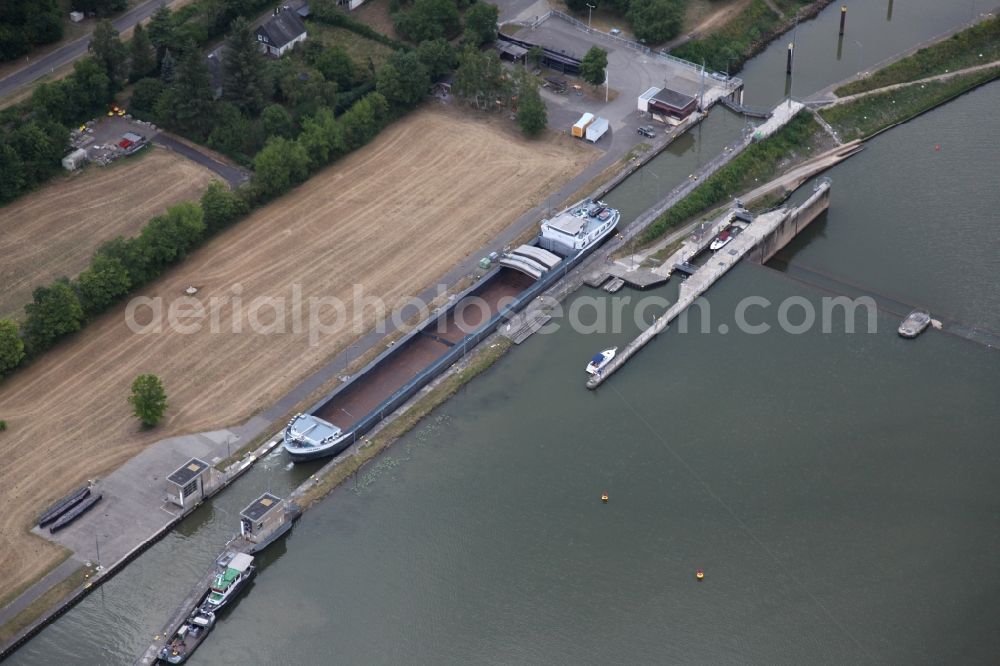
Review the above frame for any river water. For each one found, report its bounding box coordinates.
[10,2,999,664]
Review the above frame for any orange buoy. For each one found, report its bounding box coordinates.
[601,492,608,503]
[695,569,705,581]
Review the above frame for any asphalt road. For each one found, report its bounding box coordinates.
[0,0,178,101]
[152,133,248,188]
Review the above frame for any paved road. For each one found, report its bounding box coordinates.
[0,0,178,101]
[152,133,249,188]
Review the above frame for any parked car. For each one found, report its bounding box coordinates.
[609,27,621,36]
[637,126,656,139]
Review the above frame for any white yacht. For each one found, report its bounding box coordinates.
[586,347,617,375]
[539,200,620,258]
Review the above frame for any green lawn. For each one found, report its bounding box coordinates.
[821,65,1000,141]
[306,21,397,69]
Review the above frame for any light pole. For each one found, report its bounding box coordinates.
[854,40,863,75]
[586,3,595,31]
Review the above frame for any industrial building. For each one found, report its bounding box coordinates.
[638,86,698,125]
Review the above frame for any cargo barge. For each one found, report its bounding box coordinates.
[285,200,620,463]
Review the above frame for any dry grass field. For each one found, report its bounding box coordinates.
[0,148,218,319]
[0,106,595,597]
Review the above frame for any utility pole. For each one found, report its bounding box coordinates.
[698,60,705,110]
[586,3,595,31]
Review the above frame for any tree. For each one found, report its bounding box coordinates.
[464,1,499,46]
[159,48,176,83]
[0,319,25,378]
[147,5,176,63]
[261,104,294,139]
[627,0,684,44]
[164,47,215,138]
[313,46,356,89]
[516,76,547,136]
[72,0,128,17]
[298,107,344,168]
[129,77,166,116]
[0,144,26,203]
[580,46,608,87]
[453,47,506,111]
[417,39,456,81]
[222,17,267,115]
[339,92,389,151]
[527,45,544,69]
[137,202,206,269]
[128,374,168,428]
[75,254,132,316]
[207,102,262,159]
[67,57,112,116]
[89,20,127,89]
[129,22,156,82]
[253,137,310,199]
[21,280,84,355]
[394,0,461,43]
[200,181,248,232]
[376,51,429,109]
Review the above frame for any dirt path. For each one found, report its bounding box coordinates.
[0,148,218,319]
[0,106,595,597]
[822,60,1000,107]
[667,0,753,50]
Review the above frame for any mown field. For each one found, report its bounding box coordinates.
[0,106,595,598]
[0,148,218,319]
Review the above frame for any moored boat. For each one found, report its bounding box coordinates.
[586,347,617,375]
[38,485,90,528]
[49,493,102,533]
[539,200,620,258]
[710,225,741,251]
[200,552,256,614]
[283,412,352,462]
[157,611,216,664]
[898,309,931,338]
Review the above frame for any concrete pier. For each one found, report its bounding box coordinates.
[587,180,831,389]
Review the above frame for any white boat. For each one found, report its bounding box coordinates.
[586,347,617,375]
[200,552,255,614]
[710,227,739,251]
[283,413,352,462]
[539,200,620,258]
[898,309,931,338]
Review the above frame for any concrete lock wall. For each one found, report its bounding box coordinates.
[748,183,830,264]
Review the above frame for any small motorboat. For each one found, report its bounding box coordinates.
[158,611,216,664]
[710,228,732,250]
[586,347,617,375]
[898,309,931,338]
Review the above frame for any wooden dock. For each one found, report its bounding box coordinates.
[501,309,553,344]
[587,181,831,389]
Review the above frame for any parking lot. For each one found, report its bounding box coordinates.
[513,13,736,155]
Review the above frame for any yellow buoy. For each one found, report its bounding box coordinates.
[695,569,705,581]
[601,492,608,503]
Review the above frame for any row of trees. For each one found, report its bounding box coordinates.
[393,0,499,47]
[0,0,62,62]
[452,48,547,137]
[564,0,686,44]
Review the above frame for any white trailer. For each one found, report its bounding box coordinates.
[61,148,88,171]
[638,87,660,113]
[586,117,609,143]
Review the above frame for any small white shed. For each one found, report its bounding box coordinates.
[638,87,660,113]
[62,148,88,171]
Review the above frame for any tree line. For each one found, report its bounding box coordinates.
[1,0,496,380]
[564,0,686,45]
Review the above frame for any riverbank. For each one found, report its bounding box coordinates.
[835,15,1000,96]
[672,0,835,74]
[819,64,1000,141]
